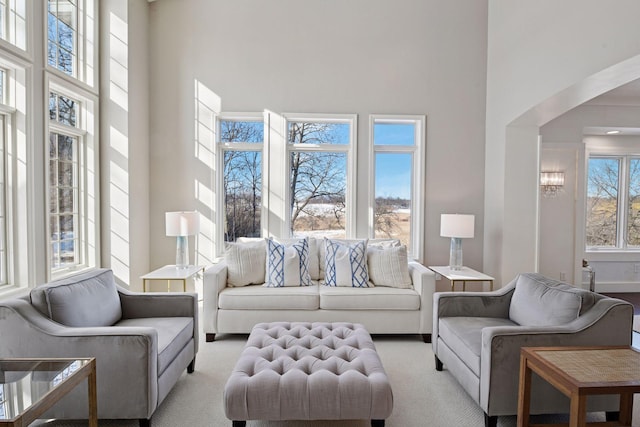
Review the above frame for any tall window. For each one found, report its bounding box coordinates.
[47,0,96,86]
[48,91,79,269]
[0,0,26,50]
[371,115,425,260]
[0,115,6,286]
[218,115,263,242]
[47,0,76,76]
[586,155,640,250]
[46,79,98,278]
[286,115,355,238]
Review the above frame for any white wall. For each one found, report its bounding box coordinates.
[100,0,150,289]
[485,0,640,284]
[146,0,489,275]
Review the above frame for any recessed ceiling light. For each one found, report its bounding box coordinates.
[606,130,621,135]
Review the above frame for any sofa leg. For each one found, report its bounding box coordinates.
[371,420,385,427]
[139,418,151,427]
[232,421,246,427]
[206,333,216,342]
[187,357,195,373]
[421,333,431,343]
[435,355,443,371]
[484,413,497,427]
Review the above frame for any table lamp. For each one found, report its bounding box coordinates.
[165,211,200,269]
[440,214,474,271]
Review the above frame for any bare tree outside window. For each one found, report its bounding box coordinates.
[627,158,640,246]
[586,157,619,247]
[288,122,347,237]
[221,120,262,242]
[48,0,77,76]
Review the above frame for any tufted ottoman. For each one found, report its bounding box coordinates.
[223,322,393,426]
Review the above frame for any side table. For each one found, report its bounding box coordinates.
[141,265,204,292]
[0,358,97,427]
[428,266,494,291]
[517,346,640,427]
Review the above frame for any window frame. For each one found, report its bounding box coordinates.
[45,74,99,280]
[215,112,265,251]
[369,114,426,262]
[585,141,640,254]
[45,0,96,88]
[283,113,357,239]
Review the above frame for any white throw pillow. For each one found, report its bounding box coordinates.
[367,245,412,288]
[225,240,266,287]
[324,238,370,287]
[265,237,312,287]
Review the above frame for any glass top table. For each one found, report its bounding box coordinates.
[0,358,97,427]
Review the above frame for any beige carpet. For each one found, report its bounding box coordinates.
[34,322,640,427]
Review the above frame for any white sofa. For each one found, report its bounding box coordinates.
[203,237,436,343]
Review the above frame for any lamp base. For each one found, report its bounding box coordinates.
[449,237,463,271]
[176,236,189,269]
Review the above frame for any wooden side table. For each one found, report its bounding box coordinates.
[141,265,204,292]
[517,346,640,427]
[428,265,494,291]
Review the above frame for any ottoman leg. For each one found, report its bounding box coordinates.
[232,422,246,427]
[371,420,385,427]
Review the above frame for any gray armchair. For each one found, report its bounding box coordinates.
[0,268,198,427]
[432,273,633,427]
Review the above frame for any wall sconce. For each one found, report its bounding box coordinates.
[540,172,565,197]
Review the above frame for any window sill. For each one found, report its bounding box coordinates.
[584,250,640,262]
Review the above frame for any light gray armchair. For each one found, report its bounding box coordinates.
[432,273,633,427]
[0,268,198,427]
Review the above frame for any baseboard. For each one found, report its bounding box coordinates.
[592,281,640,293]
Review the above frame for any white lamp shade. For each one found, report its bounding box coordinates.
[166,211,200,236]
[440,214,475,238]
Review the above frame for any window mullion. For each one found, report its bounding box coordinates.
[619,156,629,249]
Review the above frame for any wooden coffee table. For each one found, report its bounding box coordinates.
[517,346,640,427]
[0,358,97,427]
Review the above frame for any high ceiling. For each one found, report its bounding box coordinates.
[583,79,640,135]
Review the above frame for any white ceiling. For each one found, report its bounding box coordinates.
[583,79,640,135]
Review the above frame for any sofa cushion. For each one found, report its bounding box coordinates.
[324,238,370,287]
[219,284,320,310]
[438,316,517,376]
[367,245,412,288]
[225,240,266,287]
[30,268,122,327]
[319,285,419,310]
[319,238,400,280]
[265,238,311,287]
[115,317,193,376]
[509,273,597,327]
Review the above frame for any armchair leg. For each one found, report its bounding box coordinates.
[139,418,151,427]
[206,333,216,342]
[484,413,497,427]
[371,420,385,426]
[232,422,246,427]
[435,355,443,371]
[421,333,431,343]
[187,358,195,373]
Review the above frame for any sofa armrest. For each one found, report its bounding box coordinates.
[409,262,436,335]
[0,299,160,418]
[119,288,198,318]
[478,298,633,414]
[202,262,228,339]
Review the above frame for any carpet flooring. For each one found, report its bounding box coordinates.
[33,313,640,427]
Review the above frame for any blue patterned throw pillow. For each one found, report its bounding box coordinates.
[324,238,370,287]
[265,238,312,287]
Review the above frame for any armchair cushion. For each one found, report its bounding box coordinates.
[509,273,596,326]
[116,316,194,375]
[30,269,122,327]
[438,316,516,376]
